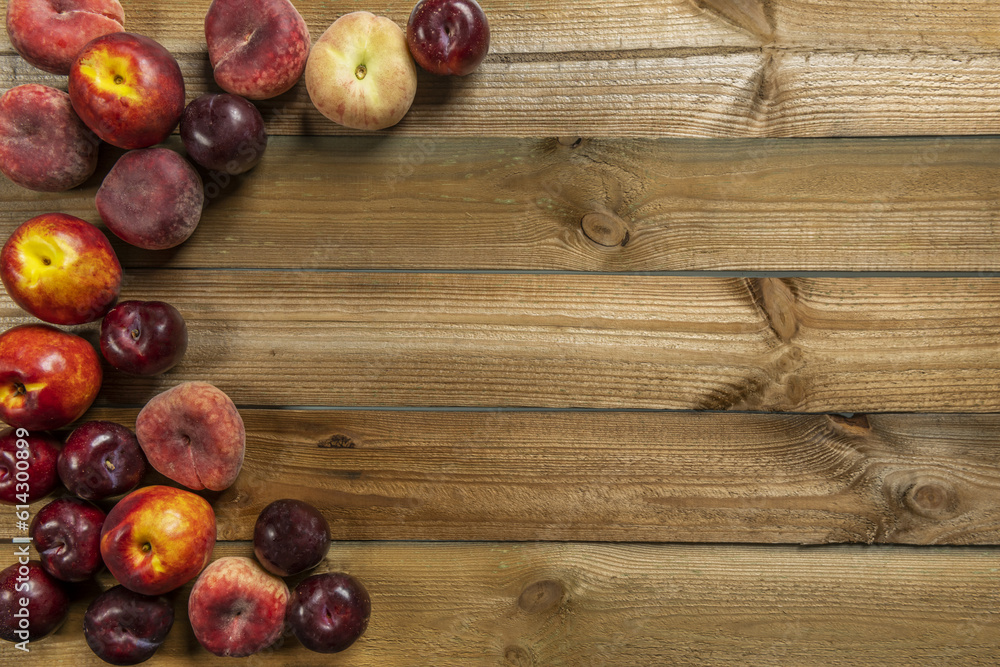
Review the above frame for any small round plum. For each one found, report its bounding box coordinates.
[0,561,69,642]
[58,421,146,501]
[406,0,490,76]
[253,498,330,577]
[100,300,188,376]
[30,497,106,582]
[0,427,60,504]
[180,93,267,175]
[84,585,174,665]
[288,572,371,654]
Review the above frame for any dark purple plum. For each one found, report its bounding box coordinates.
[30,497,106,582]
[180,93,267,175]
[287,572,370,654]
[254,498,330,577]
[0,561,69,643]
[406,0,490,76]
[0,427,60,504]
[58,421,146,500]
[100,301,188,376]
[84,585,175,665]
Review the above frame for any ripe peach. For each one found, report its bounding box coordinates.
[96,148,204,250]
[1,213,121,325]
[188,557,289,657]
[205,0,310,100]
[69,32,185,149]
[135,382,245,492]
[0,84,99,192]
[5,0,125,75]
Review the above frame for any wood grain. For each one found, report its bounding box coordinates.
[4,136,996,272]
[7,409,1000,544]
[2,541,999,665]
[4,272,996,413]
[2,50,989,138]
[4,0,997,55]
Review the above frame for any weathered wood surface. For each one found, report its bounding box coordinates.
[4,273,998,412]
[5,410,1000,545]
[1,0,998,664]
[3,541,1000,665]
[2,2,999,136]
[3,136,997,272]
[42,0,1000,54]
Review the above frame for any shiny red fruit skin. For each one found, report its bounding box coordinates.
[101,300,188,376]
[180,93,268,175]
[406,0,490,76]
[0,427,60,504]
[30,497,106,582]
[0,323,103,431]
[288,572,371,653]
[69,32,185,149]
[1,212,122,326]
[0,561,69,642]
[58,420,146,501]
[84,585,175,665]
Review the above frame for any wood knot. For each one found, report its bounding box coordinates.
[827,414,872,436]
[581,210,630,247]
[884,471,961,521]
[556,136,583,148]
[518,579,565,614]
[317,434,356,448]
[503,645,534,666]
[904,481,959,520]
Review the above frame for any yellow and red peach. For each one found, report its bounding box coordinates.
[1,213,121,325]
[69,32,185,149]
[99,485,216,596]
[0,324,103,431]
[0,84,100,192]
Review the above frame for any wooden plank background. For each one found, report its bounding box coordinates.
[1,0,999,664]
[3,135,998,272]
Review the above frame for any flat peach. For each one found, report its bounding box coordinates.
[205,0,310,100]
[5,0,124,75]
[0,84,99,192]
[135,381,245,491]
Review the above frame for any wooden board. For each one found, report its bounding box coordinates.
[3,136,998,272]
[2,541,999,665]
[5,410,1000,545]
[3,2,1000,137]
[5,273,999,413]
[1,0,998,664]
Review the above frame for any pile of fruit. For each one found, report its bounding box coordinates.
[0,0,490,661]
